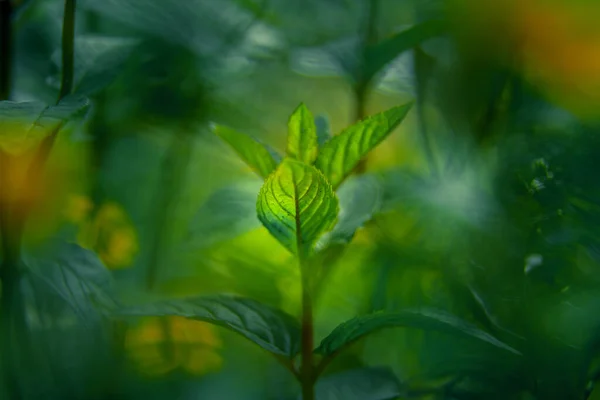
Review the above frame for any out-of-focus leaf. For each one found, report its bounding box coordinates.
[23,242,115,323]
[0,96,89,154]
[287,103,318,164]
[316,308,521,358]
[315,114,331,147]
[363,20,446,84]
[307,367,401,400]
[316,103,412,189]
[187,179,263,249]
[116,294,301,357]
[317,174,382,249]
[213,124,278,179]
[257,158,339,257]
[51,35,140,96]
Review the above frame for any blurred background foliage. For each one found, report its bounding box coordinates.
[3,0,600,398]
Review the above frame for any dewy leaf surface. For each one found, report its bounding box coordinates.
[213,124,278,179]
[257,158,338,257]
[116,294,301,357]
[287,103,318,164]
[316,308,521,358]
[315,103,412,189]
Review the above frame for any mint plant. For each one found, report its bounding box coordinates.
[118,102,519,399]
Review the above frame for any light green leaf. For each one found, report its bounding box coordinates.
[187,179,263,249]
[364,20,446,85]
[257,158,339,258]
[115,294,301,357]
[0,96,90,154]
[315,103,412,189]
[309,367,401,400]
[317,174,382,250]
[315,114,331,147]
[287,103,318,164]
[213,124,278,179]
[316,308,521,358]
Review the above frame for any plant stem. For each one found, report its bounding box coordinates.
[58,0,76,102]
[299,260,315,400]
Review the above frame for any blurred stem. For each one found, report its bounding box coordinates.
[299,254,315,400]
[353,0,379,174]
[58,0,76,102]
[413,47,438,178]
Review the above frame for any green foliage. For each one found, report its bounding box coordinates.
[257,158,339,258]
[287,103,318,164]
[213,124,279,179]
[312,367,401,400]
[316,308,521,358]
[116,294,301,357]
[315,103,413,189]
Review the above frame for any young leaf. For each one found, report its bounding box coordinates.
[315,308,521,360]
[187,179,263,249]
[213,124,278,179]
[287,103,318,164]
[315,103,412,189]
[308,367,402,400]
[315,114,332,147]
[317,174,382,250]
[257,158,339,258]
[363,20,446,85]
[115,294,301,358]
[0,96,89,154]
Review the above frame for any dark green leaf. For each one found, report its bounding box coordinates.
[317,174,382,250]
[187,179,263,248]
[315,103,412,189]
[309,367,402,400]
[0,96,90,154]
[287,103,318,164]
[316,308,521,358]
[364,20,446,84]
[213,124,278,179]
[115,294,301,357]
[257,158,339,257]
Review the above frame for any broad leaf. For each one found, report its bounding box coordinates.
[213,124,278,179]
[115,294,301,357]
[363,20,446,84]
[287,103,318,164]
[51,35,140,95]
[0,96,90,154]
[257,158,339,257]
[309,367,402,400]
[187,179,263,249]
[23,242,115,323]
[316,308,521,358]
[317,174,382,250]
[315,114,332,147]
[315,103,412,189]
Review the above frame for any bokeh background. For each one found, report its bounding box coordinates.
[4,0,600,398]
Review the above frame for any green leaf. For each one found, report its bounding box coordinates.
[363,20,446,84]
[115,294,301,357]
[257,158,339,257]
[213,124,278,179]
[317,174,382,250]
[0,96,90,154]
[310,367,402,400]
[23,242,115,323]
[287,103,318,164]
[315,114,331,147]
[316,308,521,358]
[315,103,412,189]
[187,179,263,249]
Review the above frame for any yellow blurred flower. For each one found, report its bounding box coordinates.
[125,316,223,376]
[63,195,139,269]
